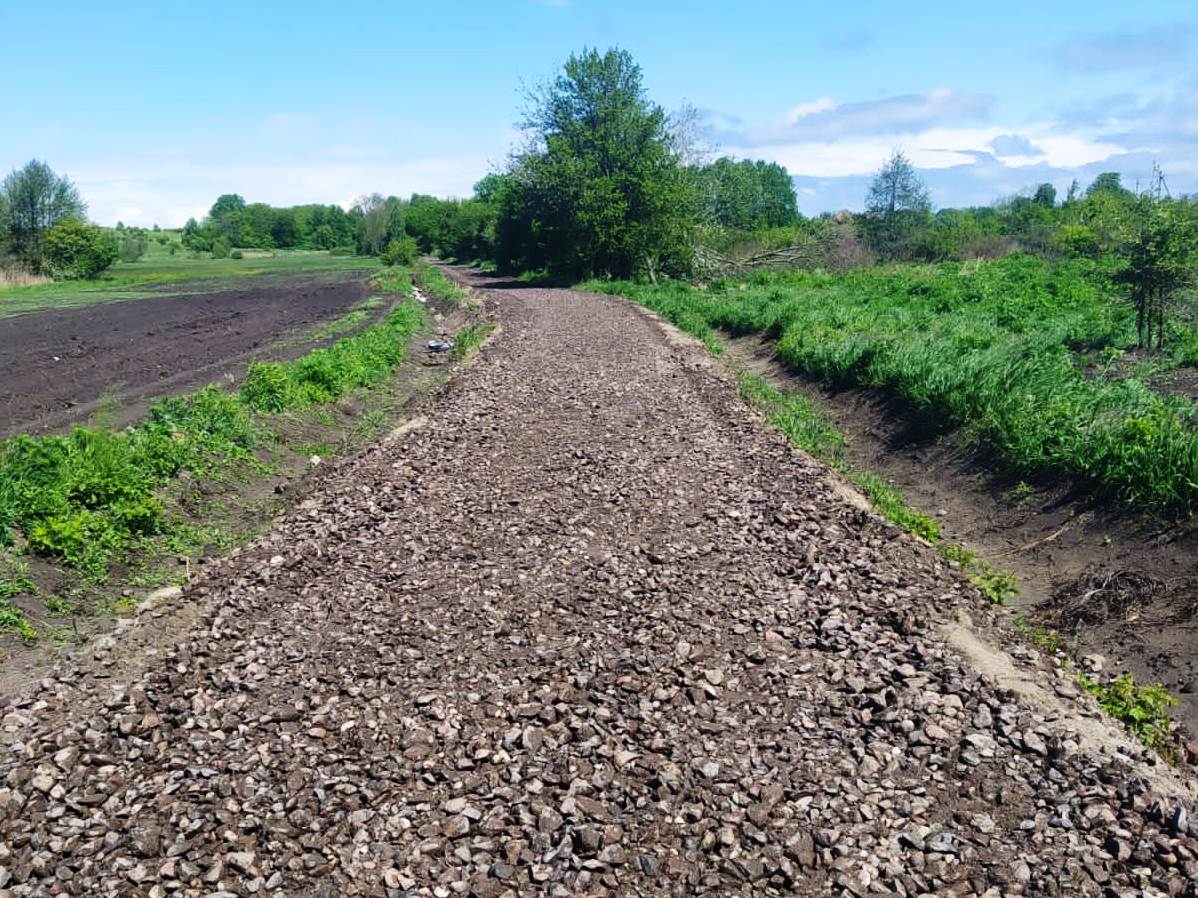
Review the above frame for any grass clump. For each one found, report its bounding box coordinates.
[451,322,496,361]
[413,261,468,303]
[240,303,424,410]
[0,558,37,640]
[1078,672,1177,752]
[941,543,1019,604]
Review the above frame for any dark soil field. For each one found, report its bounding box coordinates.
[0,273,378,437]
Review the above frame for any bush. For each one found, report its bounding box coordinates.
[381,235,419,266]
[240,362,295,412]
[43,219,119,279]
[211,239,231,259]
[230,249,244,260]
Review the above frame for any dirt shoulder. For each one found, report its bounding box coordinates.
[723,330,1198,739]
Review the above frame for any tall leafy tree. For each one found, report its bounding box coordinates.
[497,47,695,279]
[696,158,799,231]
[1,160,87,268]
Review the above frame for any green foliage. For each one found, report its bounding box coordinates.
[118,228,148,262]
[180,196,358,253]
[450,322,496,360]
[0,302,422,580]
[44,219,119,279]
[1078,672,1176,750]
[230,249,244,260]
[694,158,800,231]
[355,194,406,256]
[592,254,1198,517]
[381,235,419,266]
[495,47,696,279]
[412,261,468,303]
[241,302,425,409]
[1,159,87,268]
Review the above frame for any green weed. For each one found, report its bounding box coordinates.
[451,322,496,361]
[1078,672,1177,751]
[0,301,424,581]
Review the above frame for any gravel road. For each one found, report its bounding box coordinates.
[1,271,1195,897]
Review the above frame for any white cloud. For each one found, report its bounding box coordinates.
[71,154,499,227]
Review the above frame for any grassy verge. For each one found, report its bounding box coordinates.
[412,261,470,304]
[1012,618,1178,755]
[0,295,426,615]
[585,254,1198,517]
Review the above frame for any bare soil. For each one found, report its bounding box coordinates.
[724,331,1198,735]
[0,268,1192,897]
[0,272,380,437]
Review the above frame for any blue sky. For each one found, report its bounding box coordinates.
[6,0,1197,225]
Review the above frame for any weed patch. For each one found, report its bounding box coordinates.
[1078,672,1177,752]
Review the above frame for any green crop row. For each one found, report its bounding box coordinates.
[0,301,425,584]
[588,254,1198,516]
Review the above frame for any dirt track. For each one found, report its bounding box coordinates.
[0,274,373,437]
[0,269,1194,897]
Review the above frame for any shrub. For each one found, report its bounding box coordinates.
[240,362,295,412]
[230,249,244,260]
[381,235,419,266]
[43,219,119,279]
[211,238,231,259]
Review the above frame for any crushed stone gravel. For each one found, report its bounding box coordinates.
[1,270,1195,898]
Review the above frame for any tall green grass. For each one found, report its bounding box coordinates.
[589,254,1198,517]
[0,301,424,582]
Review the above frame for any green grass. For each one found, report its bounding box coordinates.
[587,254,1198,517]
[0,241,381,317]
[0,301,425,582]
[0,558,37,640]
[451,322,496,361]
[412,261,469,303]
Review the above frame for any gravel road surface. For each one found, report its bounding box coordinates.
[1,271,1194,897]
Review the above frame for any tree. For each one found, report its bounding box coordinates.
[353,194,404,256]
[496,47,696,279]
[866,149,930,217]
[1114,187,1198,352]
[43,219,118,279]
[208,194,247,246]
[1,160,87,269]
[696,158,800,231]
[863,149,931,258]
[381,235,419,266]
[1086,172,1131,199]
[1032,183,1057,207]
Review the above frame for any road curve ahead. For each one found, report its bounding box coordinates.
[1,269,1194,897]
